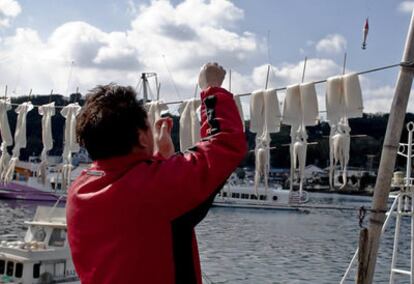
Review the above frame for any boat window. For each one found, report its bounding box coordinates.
[259,195,266,201]
[6,261,14,276]
[33,227,47,242]
[241,193,249,199]
[0,259,4,274]
[49,228,66,247]
[231,193,240,198]
[33,263,40,278]
[222,192,227,197]
[250,194,257,200]
[15,263,23,278]
[54,261,66,277]
[272,196,278,201]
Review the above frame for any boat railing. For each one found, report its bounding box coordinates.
[340,195,399,283]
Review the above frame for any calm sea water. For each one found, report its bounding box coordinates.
[0,193,412,284]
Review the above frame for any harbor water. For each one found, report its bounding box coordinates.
[0,192,411,284]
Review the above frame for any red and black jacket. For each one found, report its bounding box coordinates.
[67,87,247,284]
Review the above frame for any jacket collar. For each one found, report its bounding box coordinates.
[93,151,152,171]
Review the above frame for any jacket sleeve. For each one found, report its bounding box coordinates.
[151,87,247,219]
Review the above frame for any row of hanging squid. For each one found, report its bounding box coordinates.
[0,72,362,194]
[0,100,81,188]
[148,72,363,197]
[249,72,363,196]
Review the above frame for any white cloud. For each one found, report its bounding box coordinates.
[316,34,347,54]
[0,0,404,115]
[0,0,20,17]
[360,85,414,114]
[256,58,341,87]
[361,85,398,114]
[0,0,259,99]
[0,0,21,27]
[398,1,414,13]
[127,0,257,74]
[0,23,142,95]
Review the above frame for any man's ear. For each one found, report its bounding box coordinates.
[138,129,150,148]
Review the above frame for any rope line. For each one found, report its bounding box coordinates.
[160,62,402,106]
[0,62,402,109]
[238,63,401,97]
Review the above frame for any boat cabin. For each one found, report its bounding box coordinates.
[0,206,79,284]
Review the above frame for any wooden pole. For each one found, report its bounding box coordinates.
[301,56,308,83]
[265,64,270,89]
[343,52,347,75]
[193,83,198,99]
[356,228,369,284]
[359,9,414,284]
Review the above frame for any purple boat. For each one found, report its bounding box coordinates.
[0,164,88,202]
[0,182,67,202]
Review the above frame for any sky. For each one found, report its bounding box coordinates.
[0,0,414,114]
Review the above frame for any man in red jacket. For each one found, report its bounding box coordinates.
[67,63,246,284]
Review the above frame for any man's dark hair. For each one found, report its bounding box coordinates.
[76,83,148,160]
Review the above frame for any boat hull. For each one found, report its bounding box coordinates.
[213,184,309,209]
[213,199,300,211]
[0,182,66,202]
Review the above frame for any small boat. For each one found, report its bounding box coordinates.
[213,181,309,210]
[0,206,79,283]
[0,162,89,202]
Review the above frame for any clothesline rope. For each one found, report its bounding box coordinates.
[0,62,402,110]
[238,63,401,96]
[162,62,402,106]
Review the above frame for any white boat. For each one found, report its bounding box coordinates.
[213,181,309,210]
[0,206,79,284]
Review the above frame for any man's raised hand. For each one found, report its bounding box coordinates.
[198,62,226,91]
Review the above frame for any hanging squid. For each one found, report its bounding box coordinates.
[362,18,369,50]
[38,102,55,185]
[233,95,245,130]
[292,125,308,196]
[249,89,281,197]
[0,100,13,180]
[283,83,318,200]
[329,118,351,189]
[60,103,81,190]
[326,73,363,189]
[178,99,201,151]
[3,102,34,183]
[254,132,270,197]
